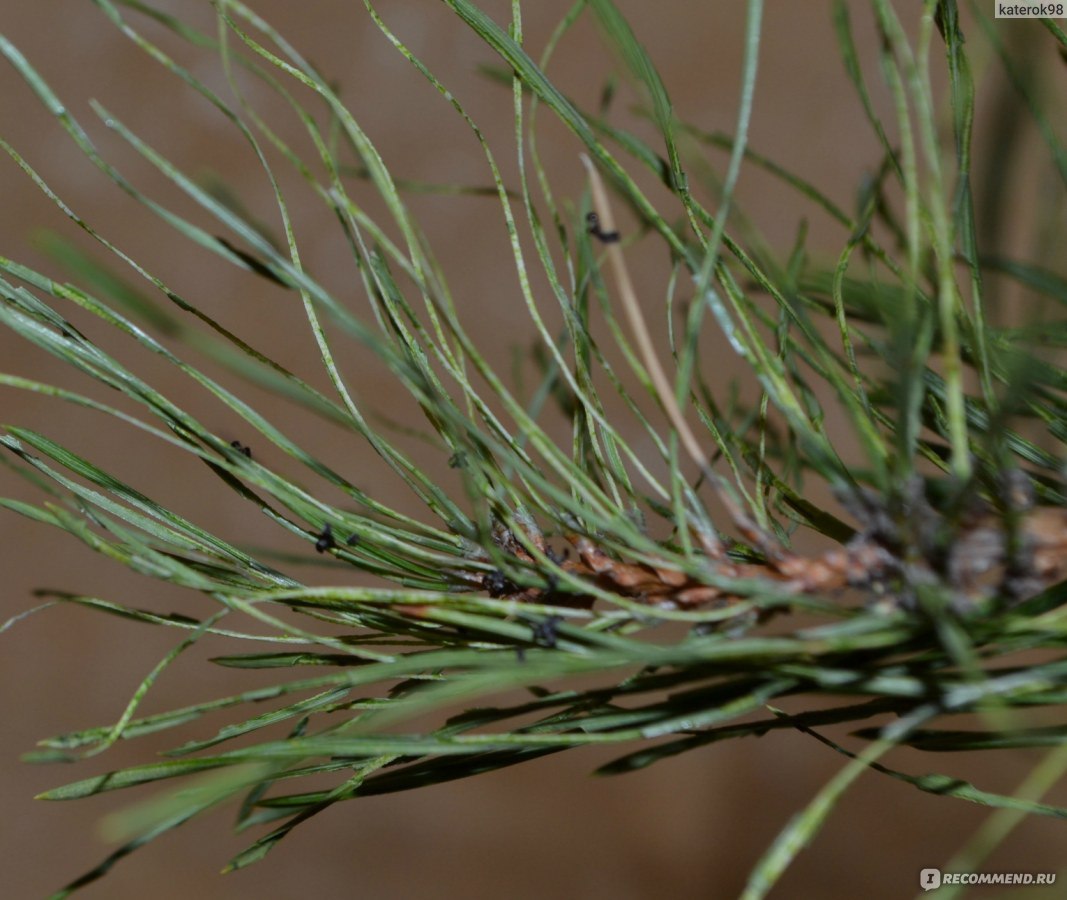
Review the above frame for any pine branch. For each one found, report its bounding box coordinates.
[1,0,1066,895]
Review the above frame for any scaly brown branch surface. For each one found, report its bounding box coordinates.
[480,504,1067,612]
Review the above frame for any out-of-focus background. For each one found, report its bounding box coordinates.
[1,2,1064,897]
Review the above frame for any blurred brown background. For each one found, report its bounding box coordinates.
[1,2,1065,898]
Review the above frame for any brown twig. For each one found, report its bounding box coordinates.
[479,505,1067,613]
